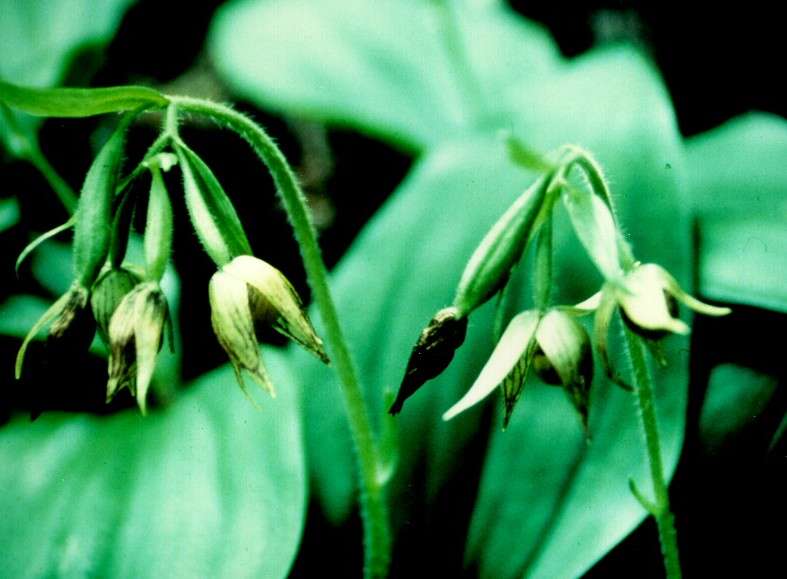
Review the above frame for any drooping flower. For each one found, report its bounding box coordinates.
[208,255,328,400]
[107,281,170,413]
[591,262,731,386]
[443,308,594,430]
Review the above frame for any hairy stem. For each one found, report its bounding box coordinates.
[623,327,682,579]
[172,97,391,578]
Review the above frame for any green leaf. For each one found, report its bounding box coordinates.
[0,294,51,337]
[293,45,687,579]
[209,0,559,150]
[0,80,167,118]
[0,351,306,579]
[685,113,787,313]
[700,364,778,452]
[0,0,138,152]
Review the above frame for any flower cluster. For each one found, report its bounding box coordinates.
[390,145,730,432]
[16,109,329,413]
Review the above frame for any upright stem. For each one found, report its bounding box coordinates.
[623,327,682,579]
[172,97,391,578]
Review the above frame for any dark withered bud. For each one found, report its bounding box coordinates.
[389,306,468,415]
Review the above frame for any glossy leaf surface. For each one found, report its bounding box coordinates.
[0,352,306,578]
[209,0,559,150]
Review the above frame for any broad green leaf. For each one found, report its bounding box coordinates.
[32,240,74,296]
[0,351,306,579]
[685,113,787,313]
[700,364,778,452]
[0,80,167,118]
[209,0,559,150]
[0,0,137,153]
[468,47,688,579]
[292,45,688,579]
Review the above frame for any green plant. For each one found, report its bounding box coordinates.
[1,1,784,578]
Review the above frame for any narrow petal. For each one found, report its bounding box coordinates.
[209,270,273,397]
[133,286,168,414]
[662,272,732,317]
[107,286,142,401]
[443,310,539,421]
[225,255,328,363]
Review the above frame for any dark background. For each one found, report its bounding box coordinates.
[1,1,784,577]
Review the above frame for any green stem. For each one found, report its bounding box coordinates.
[27,145,78,213]
[623,327,682,579]
[533,211,553,312]
[172,97,391,578]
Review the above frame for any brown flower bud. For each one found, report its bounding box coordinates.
[389,307,468,415]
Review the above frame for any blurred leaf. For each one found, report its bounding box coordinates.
[700,364,777,452]
[0,80,166,118]
[293,45,688,577]
[0,0,136,153]
[0,295,50,337]
[0,352,305,579]
[685,113,787,313]
[209,0,559,150]
[0,196,20,231]
[32,239,74,296]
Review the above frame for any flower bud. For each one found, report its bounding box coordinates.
[107,282,169,413]
[90,267,143,343]
[73,114,133,287]
[390,306,468,415]
[453,176,550,316]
